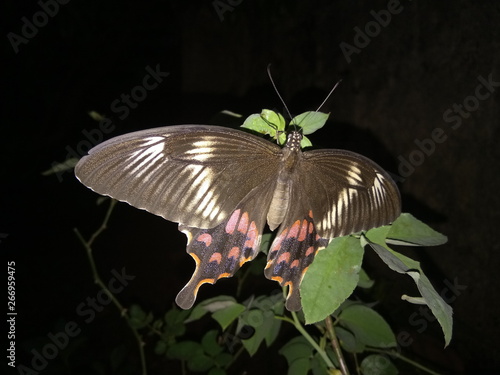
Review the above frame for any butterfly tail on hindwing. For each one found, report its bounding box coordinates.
[175,182,277,309]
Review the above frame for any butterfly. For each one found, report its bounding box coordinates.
[74,113,401,311]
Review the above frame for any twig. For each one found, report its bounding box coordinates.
[287,311,336,369]
[366,348,442,375]
[74,199,147,375]
[325,315,350,375]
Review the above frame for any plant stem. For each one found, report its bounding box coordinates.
[289,311,336,369]
[74,199,147,375]
[366,348,442,375]
[325,315,350,375]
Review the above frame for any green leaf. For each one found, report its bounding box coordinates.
[212,303,246,331]
[288,358,311,375]
[357,268,375,289]
[154,340,167,355]
[241,109,285,141]
[128,304,153,329]
[167,341,203,361]
[338,305,396,348]
[335,326,365,353]
[214,352,232,367]
[208,368,227,375]
[239,308,276,356]
[363,234,453,347]
[187,353,215,372]
[387,213,448,246]
[360,354,398,375]
[201,330,223,357]
[264,294,284,347]
[301,236,364,324]
[300,135,312,148]
[290,111,329,135]
[186,296,238,323]
[279,336,313,366]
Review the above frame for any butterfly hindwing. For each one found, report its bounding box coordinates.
[75,125,282,229]
[175,182,276,308]
[264,208,328,311]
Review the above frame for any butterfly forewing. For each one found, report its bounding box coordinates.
[75,125,282,229]
[300,149,401,239]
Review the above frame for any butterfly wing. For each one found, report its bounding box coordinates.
[264,201,328,311]
[300,149,401,239]
[75,125,282,229]
[176,178,277,309]
[265,149,401,310]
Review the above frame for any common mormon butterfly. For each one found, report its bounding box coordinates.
[75,110,401,311]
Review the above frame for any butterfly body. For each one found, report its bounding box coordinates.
[75,123,401,311]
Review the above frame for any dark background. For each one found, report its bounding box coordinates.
[3,0,499,374]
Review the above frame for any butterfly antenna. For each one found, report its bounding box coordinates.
[267,64,293,121]
[315,79,342,112]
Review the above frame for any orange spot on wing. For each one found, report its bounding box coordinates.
[239,257,253,267]
[194,278,215,295]
[308,210,313,218]
[217,272,231,280]
[271,276,283,284]
[225,209,241,234]
[196,233,212,246]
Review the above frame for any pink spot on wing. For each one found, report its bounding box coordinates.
[244,221,258,248]
[305,246,315,257]
[209,253,222,264]
[288,220,301,239]
[308,222,314,234]
[197,233,212,246]
[277,252,290,264]
[271,228,287,252]
[238,212,249,233]
[225,209,241,234]
[290,259,300,269]
[298,219,308,241]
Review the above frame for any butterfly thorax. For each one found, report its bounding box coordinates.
[266,131,303,230]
